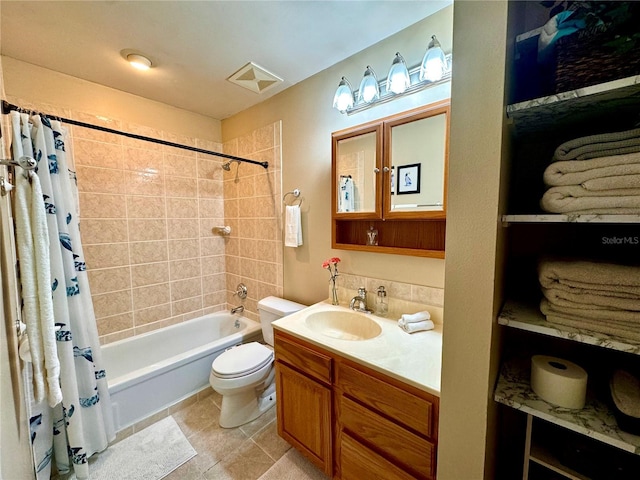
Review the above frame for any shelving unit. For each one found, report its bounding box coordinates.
[498,300,640,356]
[502,214,640,225]
[496,7,640,477]
[495,358,640,455]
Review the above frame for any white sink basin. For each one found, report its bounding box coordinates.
[305,310,382,341]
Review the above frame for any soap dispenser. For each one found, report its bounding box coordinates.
[375,286,388,317]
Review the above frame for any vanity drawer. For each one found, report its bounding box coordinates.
[274,332,332,384]
[335,361,435,438]
[341,432,416,480]
[339,395,436,479]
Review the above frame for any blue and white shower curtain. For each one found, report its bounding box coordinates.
[11,111,114,479]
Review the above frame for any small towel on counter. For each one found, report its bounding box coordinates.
[398,319,435,334]
[400,311,431,323]
[553,128,640,161]
[543,152,640,188]
[284,205,303,247]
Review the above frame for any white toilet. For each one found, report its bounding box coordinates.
[209,296,306,428]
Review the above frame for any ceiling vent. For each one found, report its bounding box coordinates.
[227,62,283,94]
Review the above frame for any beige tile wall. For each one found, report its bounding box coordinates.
[338,272,444,308]
[222,122,284,322]
[71,116,230,344]
[2,101,284,343]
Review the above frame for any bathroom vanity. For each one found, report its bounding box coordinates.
[273,302,442,479]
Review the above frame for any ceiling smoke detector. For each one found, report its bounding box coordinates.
[227,62,283,94]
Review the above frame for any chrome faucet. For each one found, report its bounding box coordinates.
[231,305,244,315]
[349,287,371,313]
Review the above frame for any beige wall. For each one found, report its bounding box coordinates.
[1,56,222,143]
[0,44,34,478]
[439,1,509,479]
[222,8,454,307]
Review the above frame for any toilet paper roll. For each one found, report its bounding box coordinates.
[531,355,588,410]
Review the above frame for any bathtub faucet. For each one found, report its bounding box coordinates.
[231,305,244,315]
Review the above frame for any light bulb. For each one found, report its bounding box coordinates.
[358,66,380,104]
[127,54,152,71]
[386,53,410,94]
[420,35,447,82]
[333,77,354,113]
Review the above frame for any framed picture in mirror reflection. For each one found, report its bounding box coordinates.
[396,163,421,195]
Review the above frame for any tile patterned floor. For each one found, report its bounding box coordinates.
[162,390,325,480]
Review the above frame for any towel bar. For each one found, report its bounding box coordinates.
[283,189,303,207]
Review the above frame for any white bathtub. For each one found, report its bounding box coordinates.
[102,312,262,431]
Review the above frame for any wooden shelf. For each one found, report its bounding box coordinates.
[506,75,640,135]
[502,214,640,225]
[529,443,590,480]
[498,300,640,356]
[494,358,640,455]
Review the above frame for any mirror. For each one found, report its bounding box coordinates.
[385,104,449,218]
[332,124,382,218]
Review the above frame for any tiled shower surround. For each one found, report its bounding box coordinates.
[5,99,284,344]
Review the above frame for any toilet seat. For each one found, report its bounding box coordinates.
[212,342,273,379]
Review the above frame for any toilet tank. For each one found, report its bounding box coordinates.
[257,296,306,346]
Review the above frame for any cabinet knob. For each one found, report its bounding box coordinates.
[383,167,390,173]
[373,168,380,173]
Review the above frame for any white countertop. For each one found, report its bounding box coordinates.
[273,301,442,396]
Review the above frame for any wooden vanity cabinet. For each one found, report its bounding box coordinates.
[335,359,438,480]
[274,332,333,476]
[274,329,439,479]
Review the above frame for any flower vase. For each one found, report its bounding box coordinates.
[330,278,339,305]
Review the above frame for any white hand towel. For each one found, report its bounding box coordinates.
[285,205,303,247]
[15,172,62,407]
[338,177,355,212]
[398,319,435,334]
[400,311,431,324]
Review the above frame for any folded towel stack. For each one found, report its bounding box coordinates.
[538,256,640,341]
[540,128,640,214]
[398,311,434,334]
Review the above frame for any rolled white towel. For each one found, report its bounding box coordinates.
[400,311,431,323]
[398,319,435,334]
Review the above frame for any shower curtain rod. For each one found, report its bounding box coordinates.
[1,100,269,169]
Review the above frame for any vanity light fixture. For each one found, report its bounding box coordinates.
[333,77,354,113]
[332,34,452,115]
[420,35,447,82]
[127,53,152,71]
[386,52,410,94]
[358,66,380,104]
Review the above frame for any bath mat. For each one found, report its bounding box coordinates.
[70,416,196,480]
[258,448,329,480]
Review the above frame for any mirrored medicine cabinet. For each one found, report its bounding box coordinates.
[331,100,450,258]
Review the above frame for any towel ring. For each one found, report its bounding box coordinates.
[283,189,302,207]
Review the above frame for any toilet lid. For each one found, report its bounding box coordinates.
[212,342,273,378]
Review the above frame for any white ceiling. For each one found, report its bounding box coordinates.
[0,1,451,120]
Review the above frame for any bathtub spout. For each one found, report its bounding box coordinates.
[231,305,244,315]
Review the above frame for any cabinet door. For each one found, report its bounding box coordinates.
[341,432,416,480]
[275,361,332,476]
[383,101,450,220]
[331,122,383,220]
